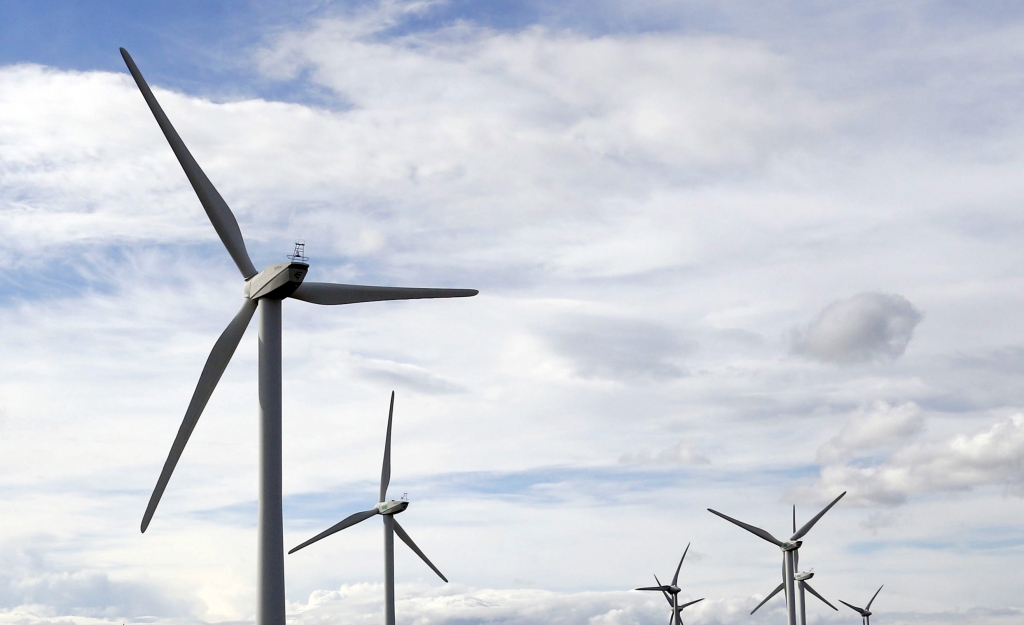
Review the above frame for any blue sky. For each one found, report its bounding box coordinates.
[2,1,1024,624]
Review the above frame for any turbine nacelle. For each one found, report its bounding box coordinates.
[780,540,803,552]
[378,499,409,515]
[244,262,309,300]
[795,571,814,581]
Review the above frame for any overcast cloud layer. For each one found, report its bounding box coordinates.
[2,1,1024,624]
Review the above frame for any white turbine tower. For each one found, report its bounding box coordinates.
[634,543,705,625]
[708,492,846,625]
[289,392,447,625]
[840,585,884,625]
[120,49,476,625]
[748,506,839,625]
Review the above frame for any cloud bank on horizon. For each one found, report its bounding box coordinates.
[1,1,1024,624]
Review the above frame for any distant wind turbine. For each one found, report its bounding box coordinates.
[119,48,475,625]
[840,585,884,625]
[290,392,447,625]
[635,543,705,625]
[748,506,838,625]
[708,492,846,625]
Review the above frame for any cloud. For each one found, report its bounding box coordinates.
[0,546,194,618]
[355,355,466,394]
[792,293,923,364]
[816,401,924,463]
[544,315,688,382]
[285,584,778,625]
[800,414,1024,506]
[619,441,710,466]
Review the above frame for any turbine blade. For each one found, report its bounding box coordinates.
[288,508,380,554]
[802,581,838,611]
[791,491,846,540]
[707,508,784,546]
[839,600,867,616]
[792,505,796,534]
[672,542,690,586]
[392,519,448,582]
[380,392,394,502]
[678,598,704,609]
[289,282,478,306]
[866,585,884,610]
[751,583,785,614]
[635,587,674,592]
[119,48,257,279]
[141,298,257,532]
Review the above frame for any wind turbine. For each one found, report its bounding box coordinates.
[708,492,846,625]
[840,585,883,625]
[289,392,447,625]
[748,506,838,625]
[635,543,705,625]
[119,48,475,625]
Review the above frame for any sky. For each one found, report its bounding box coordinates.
[1,1,1023,624]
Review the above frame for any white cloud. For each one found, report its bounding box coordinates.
[801,414,1024,506]
[619,441,710,466]
[792,293,923,364]
[817,401,924,463]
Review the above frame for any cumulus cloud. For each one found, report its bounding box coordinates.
[285,584,776,625]
[792,293,923,364]
[816,401,924,463]
[800,414,1024,506]
[0,547,193,618]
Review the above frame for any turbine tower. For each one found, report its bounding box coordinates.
[290,392,447,625]
[635,543,705,625]
[708,492,845,625]
[748,506,838,625]
[840,585,883,625]
[120,49,475,625]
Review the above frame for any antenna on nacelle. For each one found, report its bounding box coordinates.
[288,240,309,262]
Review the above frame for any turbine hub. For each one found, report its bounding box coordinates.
[245,261,308,300]
[377,499,409,515]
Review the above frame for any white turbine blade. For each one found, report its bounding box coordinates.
[289,282,478,306]
[393,519,448,582]
[865,585,884,610]
[802,581,838,611]
[380,392,394,502]
[288,508,380,554]
[751,583,785,614]
[707,508,784,546]
[119,48,257,279]
[678,598,704,609]
[672,543,690,586]
[792,505,796,534]
[141,299,257,532]
[791,491,846,540]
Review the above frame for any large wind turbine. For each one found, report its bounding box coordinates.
[120,48,475,625]
[635,543,705,625]
[840,585,883,625]
[708,492,846,625]
[748,506,838,625]
[289,392,447,625]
